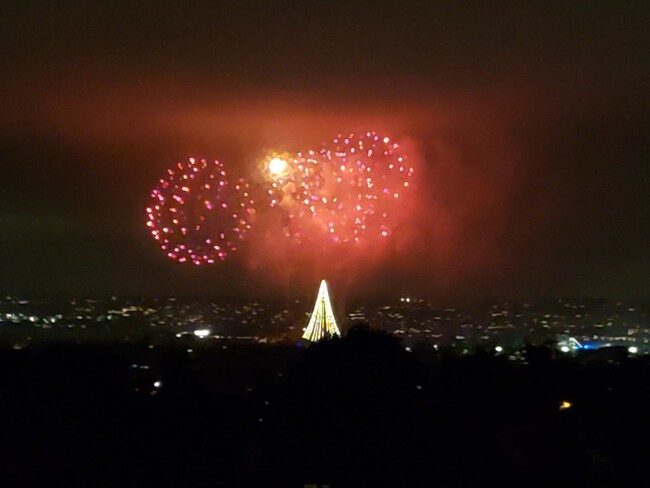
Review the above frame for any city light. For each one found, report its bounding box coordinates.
[4,296,649,357]
[559,400,572,411]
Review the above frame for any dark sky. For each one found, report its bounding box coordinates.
[1,1,649,302]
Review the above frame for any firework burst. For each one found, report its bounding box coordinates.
[316,131,415,244]
[146,157,255,265]
[261,150,329,242]
[259,132,414,245]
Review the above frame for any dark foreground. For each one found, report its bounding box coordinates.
[0,327,647,487]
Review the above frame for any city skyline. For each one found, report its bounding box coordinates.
[2,293,647,352]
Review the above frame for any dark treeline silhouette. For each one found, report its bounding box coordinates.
[0,325,648,487]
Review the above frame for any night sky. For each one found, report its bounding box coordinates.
[1,1,649,301]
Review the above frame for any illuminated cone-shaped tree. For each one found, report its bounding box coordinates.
[302,279,341,342]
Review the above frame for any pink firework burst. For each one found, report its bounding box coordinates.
[146,157,255,265]
[315,131,415,244]
[260,132,415,245]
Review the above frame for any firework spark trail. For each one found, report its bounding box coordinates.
[146,157,255,265]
